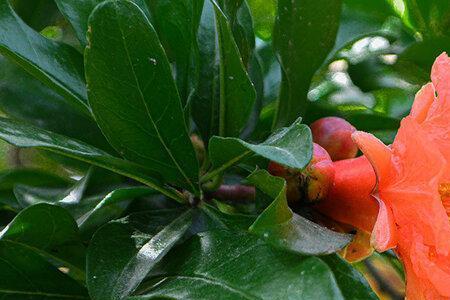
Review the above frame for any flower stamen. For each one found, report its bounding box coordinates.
[438,183,450,198]
[438,183,450,217]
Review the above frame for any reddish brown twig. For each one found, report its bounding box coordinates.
[206,184,255,202]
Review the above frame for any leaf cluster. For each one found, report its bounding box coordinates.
[0,0,443,298]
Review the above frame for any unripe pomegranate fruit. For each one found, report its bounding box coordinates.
[310,117,358,161]
[268,143,335,205]
[306,144,335,202]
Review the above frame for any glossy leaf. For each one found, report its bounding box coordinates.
[58,168,91,205]
[213,1,256,137]
[0,117,184,202]
[0,57,112,151]
[191,0,220,141]
[273,0,342,128]
[197,203,256,231]
[204,117,312,181]
[321,255,379,299]
[0,240,88,299]
[248,170,352,255]
[11,0,60,31]
[87,209,194,300]
[54,0,153,46]
[241,52,264,138]
[14,185,66,207]
[13,185,101,220]
[54,0,102,46]
[78,187,155,237]
[305,101,402,132]
[85,0,199,193]
[395,37,450,85]
[247,0,277,40]
[220,0,243,18]
[0,168,71,209]
[14,168,93,217]
[150,0,203,103]
[225,0,255,68]
[0,169,70,190]
[0,0,89,115]
[330,0,398,59]
[131,230,376,300]
[0,203,86,276]
[399,0,450,36]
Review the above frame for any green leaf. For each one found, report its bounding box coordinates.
[0,169,70,191]
[0,0,89,116]
[241,52,264,139]
[398,0,450,36]
[56,167,91,204]
[13,184,101,220]
[0,168,71,209]
[371,88,414,119]
[14,185,66,207]
[0,57,113,151]
[0,239,88,299]
[248,170,352,255]
[191,0,220,141]
[273,0,342,128]
[78,186,155,237]
[224,0,255,68]
[321,255,379,299]
[213,1,256,137]
[53,0,102,46]
[54,0,153,46]
[330,0,398,59]
[203,117,312,182]
[197,203,256,231]
[10,0,60,31]
[247,0,277,40]
[0,203,86,277]
[0,117,184,202]
[305,101,402,132]
[394,37,450,85]
[13,168,92,216]
[85,0,199,193]
[150,0,204,103]
[87,209,194,300]
[191,0,256,140]
[130,230,376,300]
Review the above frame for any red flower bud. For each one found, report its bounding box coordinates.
[310,117,358,161]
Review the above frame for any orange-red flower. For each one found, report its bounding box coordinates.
[321,53,450,299]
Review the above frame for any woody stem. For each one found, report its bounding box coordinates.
[205,184,255,202]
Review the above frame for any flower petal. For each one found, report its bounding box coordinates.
[405,236,450,298]
[389,118,445,192]
[352,131,392,187]
[431,52,450,103]
[370,194,397,252]
[410,82,435,124]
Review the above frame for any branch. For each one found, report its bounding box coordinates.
[206,184,255,202]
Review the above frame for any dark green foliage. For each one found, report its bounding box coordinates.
[0,0,431,298]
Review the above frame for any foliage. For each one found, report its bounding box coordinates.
[0,0,444,298]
